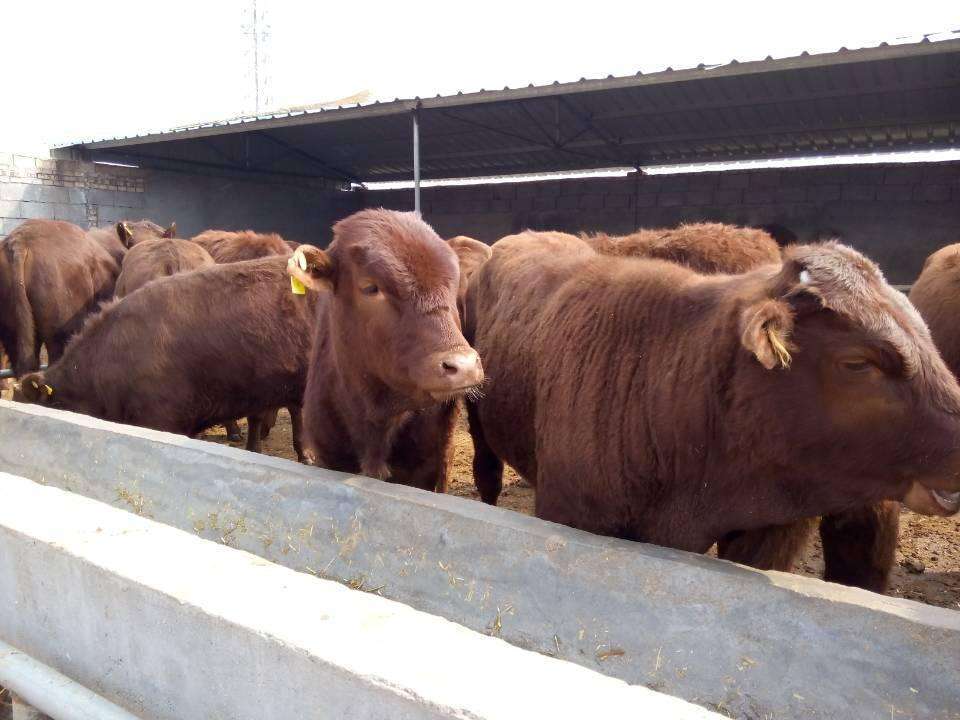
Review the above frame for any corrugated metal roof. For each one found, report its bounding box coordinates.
[61,32,960,183]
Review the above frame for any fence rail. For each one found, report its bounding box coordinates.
[0,366,46,381]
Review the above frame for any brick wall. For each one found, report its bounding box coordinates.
[364,161,960,284]
[0,153,357,246]
[0,153,146,236]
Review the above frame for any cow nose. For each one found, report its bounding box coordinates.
[439,350,483,386]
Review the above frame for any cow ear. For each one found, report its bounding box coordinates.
[116,222,133,248]
[740,299,796,370]
[448,236,492,281]
[17,373,51,404]
[163,222,177,239]
[287,244,334,292]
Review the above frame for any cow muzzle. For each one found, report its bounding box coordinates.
[424,349,484,400]
[903,482,960,516]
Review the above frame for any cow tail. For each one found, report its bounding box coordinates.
[5,243,38,376]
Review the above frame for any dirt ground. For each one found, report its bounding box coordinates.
[201,409,960,611]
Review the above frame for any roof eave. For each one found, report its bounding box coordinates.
[63,36,960,152]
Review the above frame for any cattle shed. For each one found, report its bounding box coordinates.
[3,33,958,284]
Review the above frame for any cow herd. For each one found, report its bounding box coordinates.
[2,210,960,599]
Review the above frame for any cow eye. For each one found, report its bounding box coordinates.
[360,283,379,296]
[840,359,873,373]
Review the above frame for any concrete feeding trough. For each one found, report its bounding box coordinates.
[0,472,716,719]
[0,401,958,718]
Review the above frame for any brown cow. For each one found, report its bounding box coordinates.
[583,222,781,273]
[87,220,176,265]
[17,256,316,461]
[585,222,897,591]
[0,220,118,377]
[288,209,483,490]
[115,238,215,298]
[192,230,290,263]
[463,232,960,564]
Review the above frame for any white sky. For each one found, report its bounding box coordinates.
[2,1,958,156]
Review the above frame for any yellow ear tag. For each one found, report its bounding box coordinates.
[290,249,308,295]
[43,384,54,397]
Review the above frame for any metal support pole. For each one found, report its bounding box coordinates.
[0,641,138,720]
[412,108,421,215]
[633,164,642,229]
[0,366,46,381]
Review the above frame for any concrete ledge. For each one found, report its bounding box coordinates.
[1,402,959,718]
[0,472,716,720]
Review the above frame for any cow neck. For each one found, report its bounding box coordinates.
[620,271,805,544]
[701,274,831,535]
[324,315,419,481]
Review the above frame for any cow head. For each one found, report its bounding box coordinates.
[736,242,960,517]
[16,372,59,407]
[117,220,177,248]
[14,369,103,417]
[288,209,483,404]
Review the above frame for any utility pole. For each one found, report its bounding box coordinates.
[242,0,270,113]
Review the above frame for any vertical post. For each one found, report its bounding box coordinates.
[412,108,421,215]
[633,164,642,229]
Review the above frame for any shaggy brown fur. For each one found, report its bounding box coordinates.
[910,244,960,375]
[584,222,781,273]
[290,209,483,490]
[192,229,291,263]
[115,238,215,298]
[0,220,119,376]
[190,229,296,442]
[113,236,247,443]
[464,231,960,557]
[87,220,176,265]
[18,256,316,461]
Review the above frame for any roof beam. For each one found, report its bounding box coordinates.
[435,108,615,166]
[85,149,348,185]
[253,131,362,184]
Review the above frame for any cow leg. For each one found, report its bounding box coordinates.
[245,414,263,454]
[819,501,899,593]
[466,400,503,505]
[223,419,243,442]
[9,339,41,378]
[260,407,280,440]
[288,405,311,463]
[717,518,816,572]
